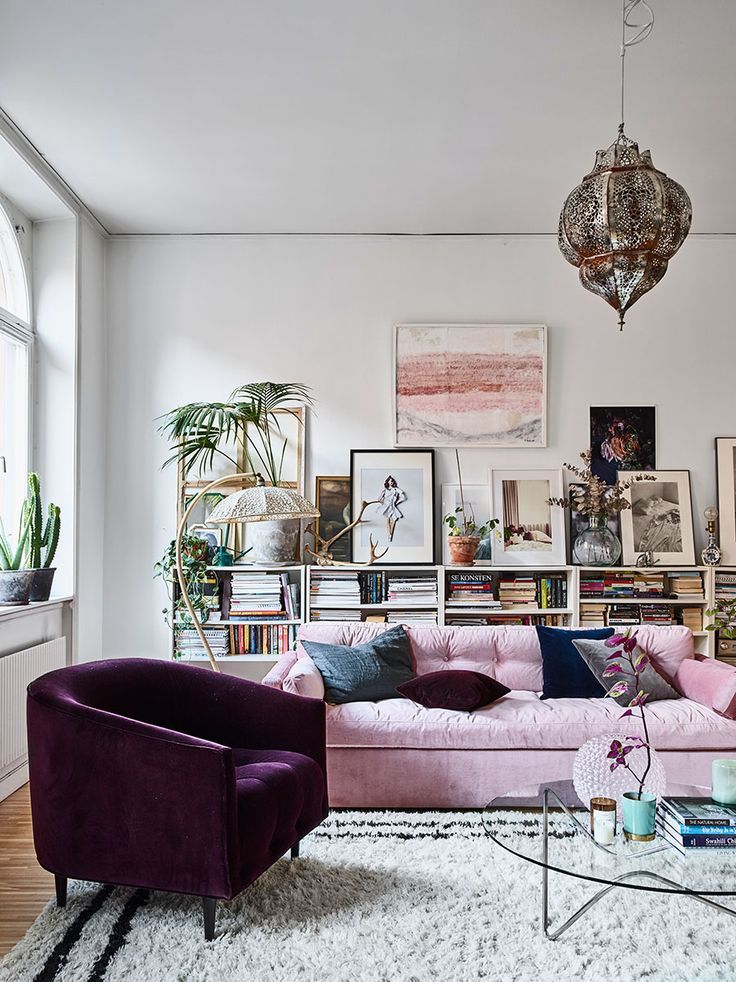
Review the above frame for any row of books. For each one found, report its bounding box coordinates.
[226,572,299,621]
[446,573,501,607]
[230,623,298,656]
[175,627,230,659]
[497,574,568,610]
[657,797,736,853]
[310,572,437,607]
[445,613,566,627]
[580,603,703,630]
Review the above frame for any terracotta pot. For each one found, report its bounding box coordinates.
[447,535,480,566]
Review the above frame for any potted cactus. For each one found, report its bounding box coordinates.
[0,502,34,605]
[24,474,61,601]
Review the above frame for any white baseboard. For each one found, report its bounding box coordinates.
[0,762,29,802]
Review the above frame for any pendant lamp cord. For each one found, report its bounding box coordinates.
[619,0,655,134]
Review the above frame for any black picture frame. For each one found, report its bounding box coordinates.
[349,449,436,565]
[589,406,656,484]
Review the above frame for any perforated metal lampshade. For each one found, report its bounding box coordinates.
[206,478,319,524]
[559,131,692,329]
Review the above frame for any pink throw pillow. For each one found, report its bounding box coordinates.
[674,656,736,720]
[283,655,326,700]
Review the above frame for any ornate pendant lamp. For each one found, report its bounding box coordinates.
[558,1,692,330]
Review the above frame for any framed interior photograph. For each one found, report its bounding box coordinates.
[350,449,435,564]
[441,483,494,564]
[394,324,547,448]
[489,469,566,566]
[315,475,352,563]
[568,482,621,565]
[619,470,696,566]
[716,438,736,565]
[589,406,656,483]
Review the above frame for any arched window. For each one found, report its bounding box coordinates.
[0,199,32,529]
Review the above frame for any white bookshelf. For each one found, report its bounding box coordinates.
[307,565,443,625]
[443,565,575,627]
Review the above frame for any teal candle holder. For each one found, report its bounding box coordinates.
[622,791,657,841]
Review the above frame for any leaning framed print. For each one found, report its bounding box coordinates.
[441,483,494,565]
[489,469,566,566]
[315,475,352,563]
[350,449,435,564]
[394,324,547,448]
[716,438,736,565]
[619,470,696,566]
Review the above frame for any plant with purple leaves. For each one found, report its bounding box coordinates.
[603,628,652,799]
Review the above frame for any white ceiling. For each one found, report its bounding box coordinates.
[0,0,733,235]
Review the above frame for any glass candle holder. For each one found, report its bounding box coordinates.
[712,759,736,805]
[590,797,617,844]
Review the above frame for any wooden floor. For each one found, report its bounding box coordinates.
[0,783,53,957]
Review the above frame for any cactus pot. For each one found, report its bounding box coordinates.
[29,568,56,602]
[0,569,36,606]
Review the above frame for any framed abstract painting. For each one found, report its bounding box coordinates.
[394,324,547,447]
[489,469,566,567]
[716,438,736,565]
[350,449,435,564]
[619,470,695,566]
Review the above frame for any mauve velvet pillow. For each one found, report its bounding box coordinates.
[396,670,510,711]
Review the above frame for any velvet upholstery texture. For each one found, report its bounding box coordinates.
[26,659,328,901]
[536,626,613,699]
[572,638,681,705]
[674,656,736,720]
[396,670,510,711]
[301,625,415,704]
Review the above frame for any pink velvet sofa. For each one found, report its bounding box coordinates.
[263,624,736,807]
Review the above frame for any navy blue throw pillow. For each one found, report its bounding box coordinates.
[535,626,614,699]
[301,625,416,704]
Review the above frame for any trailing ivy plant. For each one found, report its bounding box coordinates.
[705,598,736,640]
[154,534,213,656]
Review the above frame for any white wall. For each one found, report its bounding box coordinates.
[104,232,734,660]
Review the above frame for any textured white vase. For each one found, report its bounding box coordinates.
[248,519,301,564]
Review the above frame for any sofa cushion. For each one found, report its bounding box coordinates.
[301,625,415,704]
[674,656,736,720]
[283,655,325,700]
[325,690,736,752]
[397,670,510,711]
[536,626,612,699]
[572,637,680,705]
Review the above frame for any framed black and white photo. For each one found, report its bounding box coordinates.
[716,438,736,565]
[441,483,494,564]
[619,470,695,565]
[350,449,435,564]
[489,469,566,566]
[568,482,620,565]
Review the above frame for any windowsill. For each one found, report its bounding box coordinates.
[0,596,73,622]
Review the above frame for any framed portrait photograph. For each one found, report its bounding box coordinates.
[350,449,435,564]
[490,469,566,566]
[394,324,547,448]
[441,483,495,564]
[619,470,695,566]
[589,406,656,484]
[716,438,736,565]
[315,475,352,563]
[568,482,620,565]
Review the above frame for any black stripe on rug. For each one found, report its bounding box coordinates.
[85,889,149,982]
[34,884,114,982]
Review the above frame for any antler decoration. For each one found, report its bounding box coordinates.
[305,499,389,567]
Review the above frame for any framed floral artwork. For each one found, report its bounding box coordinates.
[590,406,655,484]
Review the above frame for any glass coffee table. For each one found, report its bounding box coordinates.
[483,780,736,940]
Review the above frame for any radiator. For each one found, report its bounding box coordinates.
[0,638,66,781]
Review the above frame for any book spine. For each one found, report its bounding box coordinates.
[678,833,736,848]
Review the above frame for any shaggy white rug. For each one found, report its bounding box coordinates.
[1,810,734,982]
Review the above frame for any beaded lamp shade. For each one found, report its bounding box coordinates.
[206,481,319,524]
[559,131,692,330]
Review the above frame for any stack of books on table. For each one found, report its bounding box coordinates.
[669,572,704,600]
[176,626,229,660]
[633,572,666,598]
[657,797,736,854]
[229,572,295,620]
[386,576,438,606]
[446,572,499,607]
[580,603,607,628]
[498,575,537,608]
[310,572,361,607]
[680,607,704,632]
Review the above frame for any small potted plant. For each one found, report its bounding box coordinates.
[25,473,61,601]
[444,451,500,566]
[705,597,736,641]
[603,629,658,841]
[0,502,34,605]
[154,534,215,657]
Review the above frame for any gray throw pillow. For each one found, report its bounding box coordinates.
[572,638,680,706]
[301,625,416,704]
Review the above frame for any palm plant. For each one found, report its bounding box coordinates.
[158,381,312,485]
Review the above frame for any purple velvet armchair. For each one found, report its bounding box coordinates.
[26,658,328,939]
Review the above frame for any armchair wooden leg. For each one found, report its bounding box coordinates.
[202,898,216,941]
[290,840,300,859]
[55,874,67,908]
